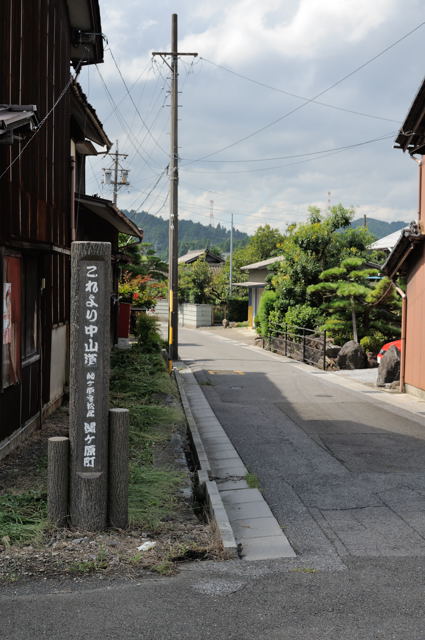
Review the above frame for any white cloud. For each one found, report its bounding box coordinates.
[83,0,425,238]
[179,0,398,64]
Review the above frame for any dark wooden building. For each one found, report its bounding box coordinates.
[0,1,142,455]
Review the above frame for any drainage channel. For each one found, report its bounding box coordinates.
[175,364,296,562]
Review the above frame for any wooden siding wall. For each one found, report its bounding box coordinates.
[0,0,71,248]
[405,244,425,392]
[0,0,72,440]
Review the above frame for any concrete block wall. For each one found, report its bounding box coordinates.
[151,301,213,327]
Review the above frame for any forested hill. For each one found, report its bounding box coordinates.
[351,217,408,239]
[124,210,250,258]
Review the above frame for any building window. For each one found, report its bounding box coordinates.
[22,257,39,360]
[2,256,21,388]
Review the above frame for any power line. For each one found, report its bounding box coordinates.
[131,167,168,211]
[182,18,425,166]
[199,57,400,125]
[101,57,155,125]
[95,64,163,174]
[108,47,169,157]
[181,132,396,164]
[0,61,83,181]
[183,133,395,175]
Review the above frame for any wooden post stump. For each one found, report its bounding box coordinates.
[109,408,129,529]
[47,437,69,527]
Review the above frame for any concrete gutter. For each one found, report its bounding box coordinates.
[174,365,238,559]
[174,362,295,562]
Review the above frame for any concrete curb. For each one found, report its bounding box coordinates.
[174,366,239,559]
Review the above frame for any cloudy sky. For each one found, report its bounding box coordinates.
[80,0,425,235]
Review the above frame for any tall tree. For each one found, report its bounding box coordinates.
[270,205,375,321]
[307,257,400,343]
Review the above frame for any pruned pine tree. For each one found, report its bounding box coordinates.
[307,257,399,344]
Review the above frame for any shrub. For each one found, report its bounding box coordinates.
[284,304,321,331]
[227,297,248,322]
[256,290,277,336]
[135,312,162,352]
[360,333,385,354]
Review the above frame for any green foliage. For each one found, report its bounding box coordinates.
[256,290,277,336]
[0,491,47,543]
[178,258,214,304]
[128,467,185,529]
[110,347,186,531]
[284,304,322,331]
[271,204,375,318]
[246,224,284,261]
[118,241,168,308]
[125,210,250,259]
[226,297,248,322]
[245,473,260,489]
[360,333,385,354]
[307,255,400,344]
[134,312,163,352]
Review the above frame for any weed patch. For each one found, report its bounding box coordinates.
[0,492,47,543]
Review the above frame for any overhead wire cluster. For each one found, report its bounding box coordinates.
[87,18,425,231]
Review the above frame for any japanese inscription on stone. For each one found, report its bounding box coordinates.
[81,264,100,469]
[69,242,111,529]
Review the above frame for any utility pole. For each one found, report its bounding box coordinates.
[153,15,197,364]
[229,213,234,296]
[102,140,130,206]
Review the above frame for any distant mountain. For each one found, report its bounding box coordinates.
[350,217,409,239]
[125,210,250,259]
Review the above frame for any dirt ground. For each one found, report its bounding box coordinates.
[0,405,221,583]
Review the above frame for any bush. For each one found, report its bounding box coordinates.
[284,304,321,331]
[135,312,162,352]
[256,290,277,336]
[227,297,248,322]
[360,333,385,354]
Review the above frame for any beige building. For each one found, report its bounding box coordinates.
[236,256,284,327]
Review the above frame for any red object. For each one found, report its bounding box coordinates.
[118,302,132,338]
[377,339,402,363]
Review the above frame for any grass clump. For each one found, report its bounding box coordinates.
[111,346,187,532]
[245,473,260,489]
[128,467,185,529]
[0,491,47,543]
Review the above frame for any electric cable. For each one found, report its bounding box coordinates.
[183,133,395,175]
[182,132,396,164]
[182,19,425,165]
[0,61,83,181]
[95,64,163,174]
[199,57,400,125]
[108,47,169,157]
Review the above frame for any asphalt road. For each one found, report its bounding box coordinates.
[3,326,425,639]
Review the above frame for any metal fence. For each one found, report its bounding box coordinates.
[264,323,328,370]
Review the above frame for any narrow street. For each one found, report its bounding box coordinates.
[179,326,425,563]
[3,326,425,639]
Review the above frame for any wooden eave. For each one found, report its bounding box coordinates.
[381,226,425,278]
[76,194,144,238]
[395,77,425,155]
[66,0,104,65]
[71,81,111,149]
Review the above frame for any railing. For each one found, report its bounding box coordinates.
[263,322,328,370]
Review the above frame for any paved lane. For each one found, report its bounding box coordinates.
[179,326,425,561]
